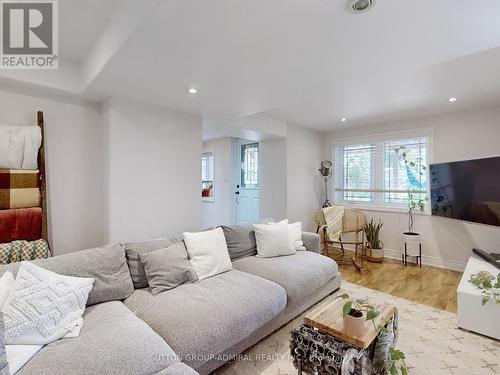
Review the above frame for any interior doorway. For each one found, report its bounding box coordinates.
[234,139,259,224]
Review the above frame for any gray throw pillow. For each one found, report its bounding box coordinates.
[0,243,133,306]
[220,224,257,261]
[0,313,10,375]
[124,238,174,289]
[139,242,198,295]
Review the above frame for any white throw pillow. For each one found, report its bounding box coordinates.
[183,228,233,280]
[1,262,94,345]
[0,271,15,309]
[253,220,296,258]
[286,221,306,251]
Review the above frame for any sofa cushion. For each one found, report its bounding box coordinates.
[140,242,198,295]
[253,220,296,258]
[16,301,178,375]
[3,262,94,345]
[183,228,233,280]
[124,270,287,370]
[232,251,338,303]
[156,363,200,375]
[124,238,174,289]
[0,244,133,306]
[219,224,257,260]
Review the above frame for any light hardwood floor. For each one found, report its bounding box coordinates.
[329,252,463,313]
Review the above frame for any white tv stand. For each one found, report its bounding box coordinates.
[457,253,500,340]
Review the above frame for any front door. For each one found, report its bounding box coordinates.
[235,139,259,224]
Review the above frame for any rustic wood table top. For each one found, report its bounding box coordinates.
[304,297,396,349]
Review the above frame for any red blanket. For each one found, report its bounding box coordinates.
[0,207,42,243]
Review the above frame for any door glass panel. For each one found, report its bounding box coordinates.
[240,143,259,189]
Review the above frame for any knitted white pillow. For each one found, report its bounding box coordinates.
[0,272,15,309]
[1,262,94,345]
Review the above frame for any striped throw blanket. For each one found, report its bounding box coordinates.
[314,206,345,241]
[0,169,40,209]
[0,239,50,265]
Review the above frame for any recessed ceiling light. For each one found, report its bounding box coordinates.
[348,0,376,13]
[341,117,347,122]
[188,87,198,94]
[449,97,457,102]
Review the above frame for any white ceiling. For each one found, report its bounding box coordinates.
[3,0,500,131]
[59,0,119,62]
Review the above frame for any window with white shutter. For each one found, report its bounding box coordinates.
[333,130,430,210]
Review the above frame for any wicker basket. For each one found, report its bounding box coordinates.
[365,241,384,263]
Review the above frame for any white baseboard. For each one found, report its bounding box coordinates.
[382,248,466,272]
[335,245,466,272]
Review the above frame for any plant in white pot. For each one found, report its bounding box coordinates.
[395,145,428,260]
[339,293,408,374]
[395,145,428,235]
[340,293,380,337]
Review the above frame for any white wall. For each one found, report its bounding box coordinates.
[201,137,235,228]
[103,98,202,242]
[324,106,500,271]
[259,137,288,221]
[0,89,104,255]
[286,124,324,232]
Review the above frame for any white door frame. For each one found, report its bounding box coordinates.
[233,138,259,224]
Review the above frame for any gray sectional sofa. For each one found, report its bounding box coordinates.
[0,231,341,375]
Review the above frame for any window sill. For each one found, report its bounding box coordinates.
[202,198,215,203]
[335,202,431,216]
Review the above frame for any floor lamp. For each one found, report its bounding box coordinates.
[319,160,333,208]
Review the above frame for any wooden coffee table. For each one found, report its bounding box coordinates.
[290,297,398,374]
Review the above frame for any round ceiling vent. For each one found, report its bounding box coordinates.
[348,0,376,13]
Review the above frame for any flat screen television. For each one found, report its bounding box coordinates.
[430,156,500,227]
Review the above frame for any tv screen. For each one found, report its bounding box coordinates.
[430,156,500,227]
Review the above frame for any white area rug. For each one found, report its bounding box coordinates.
[214,282,500,375]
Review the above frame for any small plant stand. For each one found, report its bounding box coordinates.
[402,232,422,268]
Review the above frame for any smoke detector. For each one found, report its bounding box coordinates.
[348,0,376,13]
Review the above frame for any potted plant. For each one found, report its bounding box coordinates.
[365,218,384,262]
[468,271,500,305]
[395,146,428,260]
[340,293,409,374]
[340,293,380,336]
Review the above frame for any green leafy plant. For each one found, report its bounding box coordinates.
[389,348,408,375]
[340,293,408,375]
[365,218,383,249]
[395,145,428,233]
[340,293,380,329]
[468,271,500,305]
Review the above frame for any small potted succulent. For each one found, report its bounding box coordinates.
[365,218,384,262]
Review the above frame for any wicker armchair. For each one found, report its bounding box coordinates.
[314,207,367,271]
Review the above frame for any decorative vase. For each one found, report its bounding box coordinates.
[343,309,366,337]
